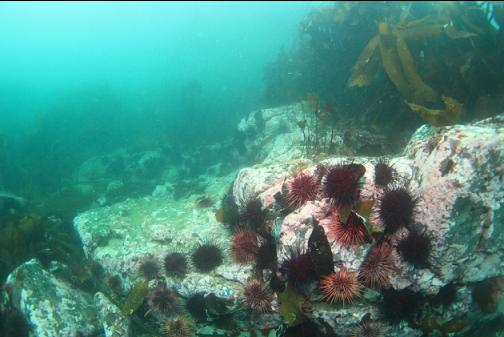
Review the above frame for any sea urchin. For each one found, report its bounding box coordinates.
[139,257,160,280]
[164,252,188,278]
[288,172,319,208]
[231,228,259,264]
[320,268,360,304]
[396,229,431,268]
[322,163,365,208]
[378,187,416,234]
[328,211,368,247]
[358,242,395,290]
[243,279,274,314]
[192,243,223,273]
[280,250,317,287]
[162,315,193,337]
[374,160,397,188]
[148,283,178,314]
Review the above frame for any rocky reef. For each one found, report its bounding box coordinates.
[4,104,504,336]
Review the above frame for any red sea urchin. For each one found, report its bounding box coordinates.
[231,228,259,264]
[358,242,395,290]
[320,268,360,304]
[378,187,417,234]
[243,279,274,314]
[288,172,319,208]
[328,211,368,247]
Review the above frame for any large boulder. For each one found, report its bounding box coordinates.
[5,259,100,337]
[68,104,504,336]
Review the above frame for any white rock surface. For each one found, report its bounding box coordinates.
[5,259,99,337]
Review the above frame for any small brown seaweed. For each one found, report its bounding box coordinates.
[439,157,455,176]
[122,280,149,316]
[278,286,306,327]
[405,96,463,126]
[308,219,334,278]
[347,35,380,88]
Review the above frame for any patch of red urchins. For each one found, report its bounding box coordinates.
[231,228,259,264]
[288,172,319,208]
[328,211,368,247]
[243,279,274,314]
[320,267,360,304]
[358,242,395,290]
[322,163,365,208]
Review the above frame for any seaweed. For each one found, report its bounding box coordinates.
[278,286,306,328]
[346,4,489,126]
[405,96,463,127]
[122,280,149,316]
[307,218,334,279]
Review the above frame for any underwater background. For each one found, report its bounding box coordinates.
[0,2,504,337]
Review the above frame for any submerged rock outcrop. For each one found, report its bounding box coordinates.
[4,105,504,336]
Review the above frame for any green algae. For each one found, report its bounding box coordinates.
[121,280,149,316]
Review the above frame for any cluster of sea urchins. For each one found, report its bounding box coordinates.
[216,158,432,337]
[275,161,430,322]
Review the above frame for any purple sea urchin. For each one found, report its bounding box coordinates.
[374,160,397,187]
[288,172,319,208]
[139,257,160,280]
[280,250,316,287]
[164,252,188,278]
[242,198,266,230]
[148,283,178,314]
[186,293,207,322]
[192,243,223,273]
[322,163,365,208]
[378,187,417,234]
[396,229,431,268]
